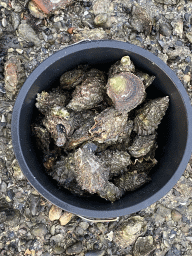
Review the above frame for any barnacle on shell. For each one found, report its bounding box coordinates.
[108,56,135,77]
[130,157,158,174]
[66,69,106,111]
[107,72,146,112]
[89,107,129,145]
[134,96,169,135]
[128,134,156,158]
[36,89,66,115]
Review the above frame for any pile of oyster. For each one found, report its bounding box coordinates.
[32,56,169,202]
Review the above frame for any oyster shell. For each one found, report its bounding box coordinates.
[36,88,66,115]
[128,134,156,158]
[135,69,156,89]
[107,72,146,112]
[60,65,87,90]
[108,55,135,77]
[74,147,121,202]
[114,170,150,192]
[134,96,169,135]
[32,125,50,154]
[67,69,106,111]
[100,150,131,177]
[89,107,129,145]
[43,106,74,147]
[130,157,157,174]
[66,114,95,150]
[4,55,26,100]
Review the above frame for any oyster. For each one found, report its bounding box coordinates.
[60,65,87,90]
[128,134,156,158]
[89,107,129,145]
[134,96,169,135]
[4,55,26,100]
[107,72,146,112]
[114,170,150,192]
[43,106,74,147]
[135,69,156,89]
[130,157,157,174]
[36,88,66,115]
[66,115,95,150]
[32,125,50,154]
[74,147,122,202]
[100,150,131,177]
[67,69,106,111]
[108,55,135,77]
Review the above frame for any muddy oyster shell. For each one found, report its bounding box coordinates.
[114,171,150,192]
[128,134,156,158]
[100,150,131,177]
[134,96,169,135]
[74,147,121,202]
[60,65,88,90]
[32,125,50,154]
[135,69,156,89]
[36,88,66,115]
[130,157,157,174]
[67,69,106,111]
[4,55,26,100]
[108,56,135,77]
[66,114,95,150]
[43,106,74,147]
[89,107,129,145]
[107,72,146,112]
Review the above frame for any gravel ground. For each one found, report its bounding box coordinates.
[0,0,192,255]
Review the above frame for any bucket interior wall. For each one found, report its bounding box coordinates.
[17,46,188,214]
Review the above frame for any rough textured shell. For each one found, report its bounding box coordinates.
[107,72,146,112]
[108,55,135,77]
[43,106,74,147]
[89,107,128,145]
[60,66,87,89]
[128,134,156,158]
[36,89,66,115]
[74,148,121,202]
[67,69,106,111]
[100,150,131,177]
[114,171,150,192]
[134,96,169,135]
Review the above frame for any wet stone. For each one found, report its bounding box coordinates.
[159,23,172,37]
[49,205,62,221]
[85,251,106,256]
[31,223,48,237]
[66,242,83,255]
[29,194,40,216]
[53,246,65,254]
[171,209,182,222]
[18,22,41,46]
[134,236,155,256]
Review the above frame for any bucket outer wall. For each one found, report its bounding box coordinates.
[11,40,192,218]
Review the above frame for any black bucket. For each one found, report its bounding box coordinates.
[11,40,192,218]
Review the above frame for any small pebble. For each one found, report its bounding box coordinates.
[66,242,83,255]
[31,223,48,237]
[53,246,65,254]
[171,209,182,222]
[85,251,106,256]
[59,211,73,225]
[49,205,62,221]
